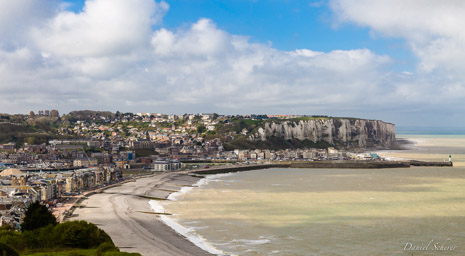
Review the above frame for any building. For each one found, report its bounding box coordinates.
[0,143,15,151]
[153,160,183,172]
[129,139,153,150]
[73,158,98,167]
[50,109,59,118]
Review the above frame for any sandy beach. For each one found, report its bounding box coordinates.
[69,172,214,256]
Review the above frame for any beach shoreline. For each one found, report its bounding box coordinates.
[67,152,454,256]
[68,165,284,255]
[69,170,217,256]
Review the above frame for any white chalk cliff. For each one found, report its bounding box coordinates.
[249,119,395,148]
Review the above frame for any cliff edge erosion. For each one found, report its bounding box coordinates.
[248,118,396,149]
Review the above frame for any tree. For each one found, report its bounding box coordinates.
[0,242,18,256]
[197,125,206,134]
[24,137,36,145]
[21,202,57,232]
[53,221,113,248]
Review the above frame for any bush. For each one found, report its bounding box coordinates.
[0,242,18,256]
[96,242,118,256]
[0,221,122,255]
[53,221,113,249]
[21,202,57,232]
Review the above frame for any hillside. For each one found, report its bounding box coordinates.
[0,115,78,146]
[62,110,115,123]
[217,117,395,150]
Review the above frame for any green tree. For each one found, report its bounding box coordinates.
[54,221,113,249]
[24,136,36,145]
[197,125,206,134]
[96,241,118,256]
[21,202,57,232]
[0,242,18,256]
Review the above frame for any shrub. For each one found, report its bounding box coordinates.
[21,202,57,232]
[0,242,18,256]
[96,242,118,256]
[53,221,113,249]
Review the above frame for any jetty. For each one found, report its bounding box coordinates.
[190,160,452,175]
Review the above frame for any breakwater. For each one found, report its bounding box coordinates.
[408,160,453,167]
[190,160,452,175]
[288,160,410,168]
[193,164,284,175]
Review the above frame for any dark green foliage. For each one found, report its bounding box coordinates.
[0,116,79,146]
[66,252,87,256]
[0,123,36,146]
[62,111,114,123]
[18,249,141,255]
[21,202,57,232]
[0,221,122,255]
[53,221,113,249]
[231,119,264,133]
[103,252,142,256]
[95,242,118,256]
[0,242,18,256]
[196,125,206,134]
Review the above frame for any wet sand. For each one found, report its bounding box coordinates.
[70,172,213,256]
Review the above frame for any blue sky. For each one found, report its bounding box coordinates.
[64,0,414,70]
[1,0,465,128]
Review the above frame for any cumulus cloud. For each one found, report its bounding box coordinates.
[0,0,394,118]
[330,0,465,76]
[0,0,58,49]
[148,19,393,113]
[328,0,465,125]
[33,0,164,57]
[2,0,465,126]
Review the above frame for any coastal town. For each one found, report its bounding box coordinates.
[2,1,464,255]
[0,110,389,230]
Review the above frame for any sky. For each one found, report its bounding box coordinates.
[1,0,465,128]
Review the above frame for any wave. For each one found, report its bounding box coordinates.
[167,186,194,201]
[232,238,271,245]
[202,173,236,184]
[166,173,234,201]
[148,173,238,256]
[149,200,228,255]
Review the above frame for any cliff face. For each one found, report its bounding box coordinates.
[249,119,395,149]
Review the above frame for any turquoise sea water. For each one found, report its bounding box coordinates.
[396,126,465,136]
[154,133,465,256]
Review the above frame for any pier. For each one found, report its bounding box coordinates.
[190,160,452,175]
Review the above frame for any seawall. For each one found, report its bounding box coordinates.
[190,160,452,175]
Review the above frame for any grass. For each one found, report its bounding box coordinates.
[21,249,141,256]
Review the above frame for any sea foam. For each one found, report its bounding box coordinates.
[148,173,238,256]
[148,200,227,255]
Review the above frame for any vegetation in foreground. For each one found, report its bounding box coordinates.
[0,202,141,256]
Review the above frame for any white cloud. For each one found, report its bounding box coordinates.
[0,0,401,119]
[0,0,58,49]
[148,19,392,110]
[330,0,465,76]
[328,0,465,125]
[2,0,465,126]
[33,0,165,57]
[151,19,230,57]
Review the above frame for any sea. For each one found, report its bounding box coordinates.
[151,128,465,256]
